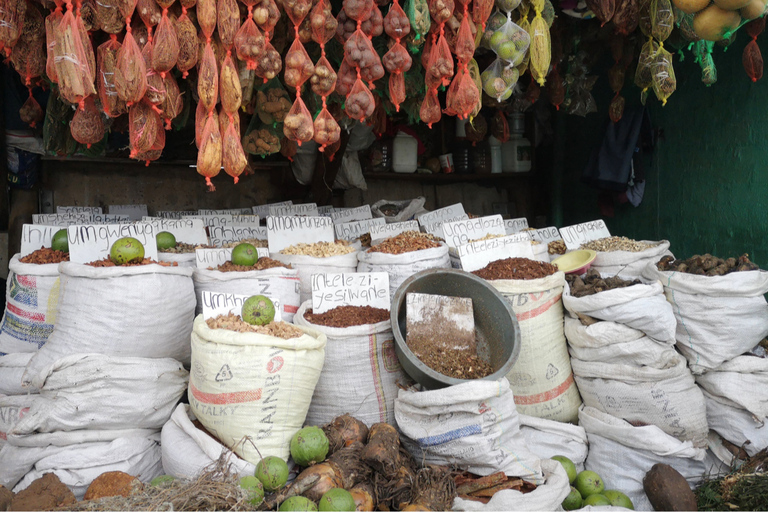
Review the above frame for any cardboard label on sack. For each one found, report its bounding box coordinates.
[335,218,386,241]
[32,213,92,226]
[267,216,334,253]
[91,214,132,224]
[57,206,102,215]
[187,214,234,227]
[108,204,148,221]
[209,225,267,247]
[504,217,529,234]
[417,203,465,227]
[198,208,253,215]
[201,291,281,322]
[559,219,611,251]
[252,201,293,218]
[442,215,506,248]
[141,217,209,245]
[156,210,199,219]
[330,205,372,224]
[311,272,390,314]
[529,226,562,243]
[230,215,261,226]
[457,233,535,272]
[406,292,475,353]
[195,247,269,268]
[318,205,335,216]
[20,224,59,257]
[370,220,420,241]
[67,223,158,264]
[269,203,319,217]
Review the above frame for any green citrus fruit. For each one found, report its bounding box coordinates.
[156,231,177,250]
[583,494,612,507]
[110,237,145,265]
[150,475,176,487]
[242,295,276,326]
[489,31,507,51]
[279,496,318,511]
[290,426,329,466]
[603,489,634,509]
[231,242,258,266]
[562,486,583,511]
[318,488,356,511]
[52,229,69,253]
[255,456,289,492]
[575,470,605,498]
[240,475,265,506]
[552,455,578,484]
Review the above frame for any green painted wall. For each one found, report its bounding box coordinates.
[559,34,768,266]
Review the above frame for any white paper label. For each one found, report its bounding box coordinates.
[559,220,611,251]
[269,203,319,217]
[457,233,536,272]
[195,248,233,268]
[370,220,420,241]
[201,291,281,322]
[406,292,475,339]
[156,210,198,219]
[230,215,261,226]
[187,214,235,227]
[317,205,335,216]
[330,205,372,224]
[529,226,562,243]
[141,217,209,245]
[108,204,148,221]
[90,214,132,224]
[252,201,293,218]
[311,272,390,314]
[423,214,469,238]
[67,223,158,264]
[417,203,466,228]
[57,206,102,215]
[209,225,268,247]
[267,216,334,253]
[198,208,253,215]
[504,217,529,234]
[32,213,92,226]
[335,218,386,241]
[20,224,59,257]
[441,215,506,248]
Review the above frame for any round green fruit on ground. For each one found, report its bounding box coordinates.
[290,426,330,467]
[110,237,145,265]
[318,488,356,511]
[583,494,612,507]
[562,486,583,511]
[242,295,276,326]
[552,455,577,484]
[255,456,289,491]
[156,231,177,250]
[279,496,318,511]
[239,475,265,506]
[149,475,176,487]
[603,489,634,509]
[575,470,605,498]
[231,242,258,266]
[52,229,69,253]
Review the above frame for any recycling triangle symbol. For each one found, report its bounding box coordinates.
[545,363,559,380]
[215,364,234,382]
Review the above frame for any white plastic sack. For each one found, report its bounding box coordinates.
[563,281,676,344]
[643,264,768,373]
[0,395,35,449]
[571,353,709,448]
[12,354,188,435]
[294,302,409,427]
[159,252,196,267]
[580,406,707,512]
[0,353,35,395]
[272,251,359,304]
[485,273,582,423]
[357,244,450,297]
[161,404,255,479]
[395,378,544,483]
[452,458,570,511]
[703,389,768,458]
[518,414,589,471]
[193,267,301,322]
[189,315,326,464]
[696,356,768,420]
[591,240,672,280]
[2,432,162,499]
[371,197,428,223]
[0,256,60,354]
[24,262,196,386]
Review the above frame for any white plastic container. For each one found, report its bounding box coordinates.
[502,134,532,173]
[392,132,418,173]
[489,135,503,174]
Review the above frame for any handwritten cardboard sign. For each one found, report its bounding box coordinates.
[334,218,386,241]
[504,217,529,234]
[559,219,611,251]
[252,201,293,218]
[32,213,92,226]
[456,233,536,272]
[441,215,506,248]
[156,210,199,219]
[91,214,132,224]
[195,247,270,269]
[317,205,335,216]
[186,214,235,227]
[370,220,420,241]
[230,215,261,226]
[67,223,158,264]
[417,203,465,229]
[406,293,475,354]
[311,272,390,314]
[529,226,562,244]
[423,215,469,238]
[266,216,334,253]
[330,205,372,224]
[200,291,281,322]
[269,203,319,217]
[141,217,209,245]
[198,208,253,215]
[108,204,148,221]
[209,225,268,247]
[20,224,59,257]
[57,206,102,215]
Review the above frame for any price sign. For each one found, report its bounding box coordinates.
[57,206,102,215]
[334,218,386,241]
[201,291,281,322]
[209,225,268,247]
[32,213,92,226]
[91,214,131,224]
[330,205,372,224]
[318,205,335,216]
[252,201,293,218]
[230,215,261,226]
[369,220,419,241]
[441,215,506,248]
[142,217,209,245]
[529,226,562,243]
[456,233,535,272]
[108,204,148,221]
[156,210,198,219]
[20,224,58,257]
[504,217,529,234]
[311,272,390,314]
[417,203,465,229]
[559,220,611,251]
[422,215,468,238]
[266,216,334,253]
[269,203,319,217]
[198,208,253,215]
[187,214,234,227]
[67,223,158,264]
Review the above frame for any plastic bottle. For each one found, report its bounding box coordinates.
[503,134,532,173]
[392,132,418,173]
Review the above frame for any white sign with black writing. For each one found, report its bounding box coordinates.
[529,226,562,243]
[20,224,59,257]
[406,293,475,349]
[198,208,253,215]
[67,223,158,264]
[335,218,386,241]
[195,247,270,269]
[108,204,148,221]
[317,205,335,216]
[504,217,529,234]
[370,220,420,241]
[142,217,209,245]
[457,233,536,272]
[187,214,235,227]
[269,203,319,217]
[423,215,469,238]
[311,272,390,314]
[156,210,198,219]
[57,206,102,215]
[32,213,92,226]
[252,201,293,218]
[230,215,261,226]
[91,214,132,224]
[417,203,466,229]
[266,216,334,253]
[209,225,268,247]
[200,291,281,322]
[441,215,506,248]
[330,205,372,224]
[559,219,611,251]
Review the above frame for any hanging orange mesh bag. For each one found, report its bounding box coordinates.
[97,35,128,117]
[586,0,615,26]
[314,107,340,150]
[142,40,167,106]
[198,111,222,188]
[20,93,43,128]
[421,31,433,68]
[472,0,493,31]
[161,72,182,127]
[345,76,375,121]
[388,71,405,111]
[195,99,207,146]
[254,39,281,80]
[284,38,315,89]
[359,54,385,85]
[311,55,337,96]
[310,0,337,43]
[54,5,97,107]
[444,68,478,120]
[383,42,412,75]
[344,28,380,73]
[548,65,565,109]
[94,0,125,33]
[253,0,279,34]
[137,0,162,28]
[419,88,440,127]
[217,0,240,49]
[220,52,242,114]
[10,11,46,87]
[283,96,314,143]
[115,23,147,104]
[490,109,509,142]
[425,32,454,89]
[366,6,384,36]
[234,8,265,68]
[198,41,219,111]
[129,99,162,155]
[335,59,356,95]
[218,107,240,135]
[384,0,409,38]
[222,118,247,182]
[454,13,474,63]
[197,0,217,38]
[335,9,356,43]
[70,95,105,147]
[613,0,638,35]
[174,8,198,76]
[45,7,64,83]
[283,0,313,25]
[744,40,763,82]
[133,122,166,164]
[152,9,179,77]
[0,0,27,56]
[343,0,374,22]
[428,0,453,25]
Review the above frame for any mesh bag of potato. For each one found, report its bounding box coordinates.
[481,58,519,102]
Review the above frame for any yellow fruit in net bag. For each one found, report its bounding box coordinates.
[528,11,551,86]
[651,45,676,105]
[650,0,674,42]
[634,38,659,91]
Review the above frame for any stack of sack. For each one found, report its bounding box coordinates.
[0,262,194,498]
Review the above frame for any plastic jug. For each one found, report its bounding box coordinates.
[489,136,502,174]
[392,132,418,173]
[502,134,532,173]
